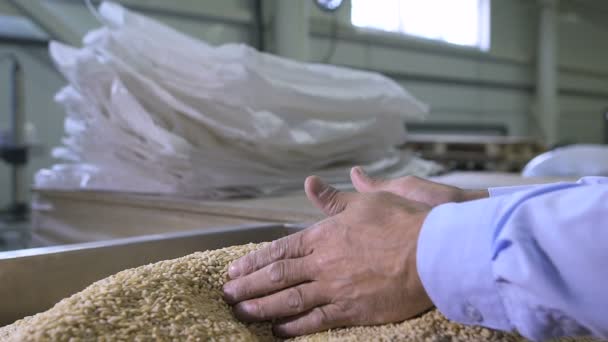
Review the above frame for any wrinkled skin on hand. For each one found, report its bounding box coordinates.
[223,171,435,337]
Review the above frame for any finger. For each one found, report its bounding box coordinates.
[232,281,329,322]
[350,166,386,193]
[224,256,315,304]
[304,175,357,216]
[273,304,347,337]
[228,232,310,279]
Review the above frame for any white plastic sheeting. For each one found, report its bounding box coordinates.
[35,2,439,198]
[522,144,608,178]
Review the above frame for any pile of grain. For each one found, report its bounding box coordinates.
[0,243,599,341]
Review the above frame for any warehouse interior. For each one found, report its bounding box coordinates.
[0,0,607,340]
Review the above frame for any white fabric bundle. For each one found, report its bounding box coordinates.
[36,2,438,198]
[522,144,608,177]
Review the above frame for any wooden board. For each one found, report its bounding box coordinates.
[31,190,321,246]
[30,172,577,246]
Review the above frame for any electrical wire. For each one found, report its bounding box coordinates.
[322,11,339,63]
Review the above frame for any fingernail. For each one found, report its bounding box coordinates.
[241,302,256,315]
[228,264,241,279]
[233,303,246,319]
[223,283,236,302]
[272,324,290,338]
[355,166,368,178]
[308,176,328,196]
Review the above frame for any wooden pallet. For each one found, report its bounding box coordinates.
[405,134,545,172]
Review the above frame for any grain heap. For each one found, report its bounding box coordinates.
[0,243,599,341]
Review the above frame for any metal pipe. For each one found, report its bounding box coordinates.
[254,0,265,51]
[9,58,25,152]
[536,0,559,145]
[604,108,608,144]
[2,54,26,210]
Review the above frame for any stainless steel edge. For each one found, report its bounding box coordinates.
[0,223,305,326]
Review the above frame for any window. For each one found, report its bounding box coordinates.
[351,0,490,51]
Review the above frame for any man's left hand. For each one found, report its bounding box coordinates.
[222,175,434,337]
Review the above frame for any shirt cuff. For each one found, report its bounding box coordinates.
[416,198,512,331]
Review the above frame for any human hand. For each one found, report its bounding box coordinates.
[223,176,434,337]
[350,166,488,206]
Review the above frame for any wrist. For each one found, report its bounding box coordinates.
[413,209,433,309]
[458,189,489,202]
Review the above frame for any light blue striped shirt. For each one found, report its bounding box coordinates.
[417,177,608,341]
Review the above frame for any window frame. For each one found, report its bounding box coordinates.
[350,0,491,51]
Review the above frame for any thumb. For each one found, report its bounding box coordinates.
[350,166,387,193]
[305,176,356,216]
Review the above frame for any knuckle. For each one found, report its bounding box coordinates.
[313,307,331,327]
[306,224,328,247]
[335,298,356,315]
[320,187,342,212]
[236,283,252,298]
[319,185,338,203]
[306,228,322,246]
[292,233,305,255]
[312,254,326,270]
[308,221,330,243]
[227,283,246,301]
[269,239,286,260]
[268,261,286,283]
[246,301,264,319]
[239,257,254,275]
[286,287,305,311]
[327,203,340,215]
[307,224,322,239]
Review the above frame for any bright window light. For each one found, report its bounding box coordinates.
[351,0,490,51]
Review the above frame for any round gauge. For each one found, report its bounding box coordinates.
[315,0,344,12]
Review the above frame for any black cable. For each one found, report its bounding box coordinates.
[322,11,339,63]
[254,0,265,51]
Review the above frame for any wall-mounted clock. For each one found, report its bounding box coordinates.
[315,0,344,12]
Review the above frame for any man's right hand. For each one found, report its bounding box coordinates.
[350,167,488,207]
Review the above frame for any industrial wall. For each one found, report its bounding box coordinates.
[0,0,606,207]
[306,0,608,143]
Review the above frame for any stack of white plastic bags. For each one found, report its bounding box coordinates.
[35,2,440,198]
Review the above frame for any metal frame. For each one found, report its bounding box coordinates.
[0,54,28,222]
[0,222,307,326]
[7,0,81,46]
[407,122,508,136]
[604,108,608,144]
